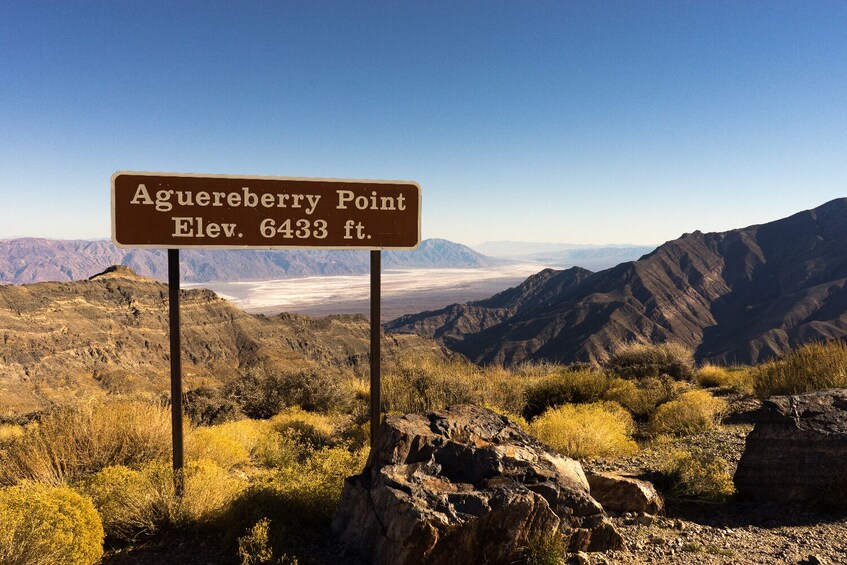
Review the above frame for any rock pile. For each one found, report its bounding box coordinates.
[734,388,847,503]
[331,405,623,565]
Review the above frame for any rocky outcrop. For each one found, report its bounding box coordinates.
[734,389,847,503]
[587,472,663,515]
[331,405,623,565]
[387,198,847,366]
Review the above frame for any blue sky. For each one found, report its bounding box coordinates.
[1,1,845,246]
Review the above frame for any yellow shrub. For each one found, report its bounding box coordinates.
[234,445,367,532]
[0,400,171,486]
[649,390,726,436]
[529,402,637,460]
[606,342,695,380]
[0,481,104,565]
[269,408,340,448]
[603,376,678,419]
[661,449,734,501]
[188,427,252,470]
[696,364,731,387]
[78,465,161,540]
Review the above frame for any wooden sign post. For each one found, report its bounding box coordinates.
[112,172,421,482]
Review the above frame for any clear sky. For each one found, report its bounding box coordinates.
[1,1,845,246]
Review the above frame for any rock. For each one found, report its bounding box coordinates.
[586,471,663,514]
[332,405,623,565]
[734,389,847,503]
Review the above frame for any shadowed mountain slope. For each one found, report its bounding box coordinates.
[0,266,443,418]
[386,199,847,366]
[0,238,498,284]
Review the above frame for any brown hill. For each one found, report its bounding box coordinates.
[0,266,442,419]
[386,199,847,366]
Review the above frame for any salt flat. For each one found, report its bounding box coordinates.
[186,264,543,321]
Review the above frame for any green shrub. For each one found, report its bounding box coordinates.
[226,368,345,419]
[529,401,637,460]
[660,448,734,501]
[520,532,567,565]
[269,408,340,449]
[238,518,275,565]
[753,341,847,398]
[522,369,610,420]
[0,481,104,565]
[649,390,726,436]
[0,400,171,486]
[606,342,695,380]
[603,376,679,420]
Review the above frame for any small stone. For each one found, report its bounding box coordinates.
[801,556,826,565]
[674,519,685,530]
[572,551,590,565]
[636,513,655,526]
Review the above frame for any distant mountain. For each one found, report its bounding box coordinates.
[0,237,498,284]
[387,199,847,366]
[0,266,443,418]
[472,241,655,271]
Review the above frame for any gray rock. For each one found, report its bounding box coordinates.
[734,389,847,503]
[332,404,623,565]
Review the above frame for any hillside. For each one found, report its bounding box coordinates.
[0,237,499,284]
[386,199,847,366]
[0,266,443,419]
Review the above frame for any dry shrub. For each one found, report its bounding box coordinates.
[252,431,302,469]
[753,341,847,398]
[649,390,726,436]
[529,401,637,460]
[0,400,171,486]
[226,368,345,419]
[183,386,241,425]
[522,369,610,420]
[83,458,246,539]
[660,448,734,501]
[603,376,679,420]
[606,342,695,381]
[0,480,104,565]
[238,518,275,565]
[0,424,25,443]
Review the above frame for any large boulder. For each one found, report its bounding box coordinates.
[734,388,847,503]
[331,405,623,565]
[586,472,663,515]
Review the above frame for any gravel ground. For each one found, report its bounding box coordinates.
[579,393,847,565]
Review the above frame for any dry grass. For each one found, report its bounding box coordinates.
[603,376,684,420]
[529,401,637,460]
[607,342,695,380]
[522,369,610,419]
[696,364,755,394]
[649,390,727,436]
[0,400,172,486]
[753,340,847,398]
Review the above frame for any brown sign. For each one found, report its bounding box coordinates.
[111,172,421,249]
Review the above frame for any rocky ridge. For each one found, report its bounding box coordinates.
[387,198,847,366]
[0,266,443,418]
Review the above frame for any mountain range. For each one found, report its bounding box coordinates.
[386,199,847,366]
[0,237,498,284]
[471,241,655,271]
